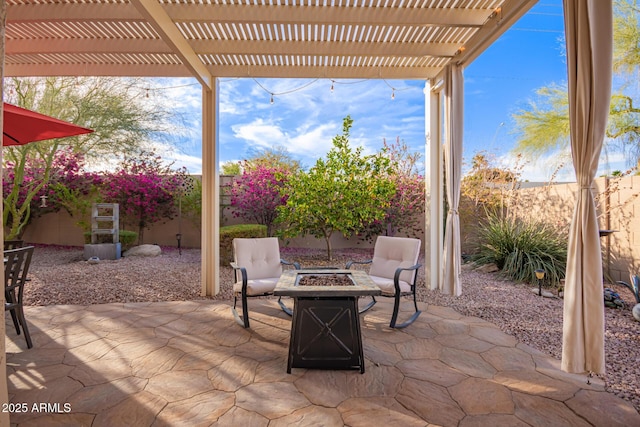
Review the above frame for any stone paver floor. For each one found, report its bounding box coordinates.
[5,299,640,426]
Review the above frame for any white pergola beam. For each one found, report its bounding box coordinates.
[6,38,172,55]
[167,4,490,27]
[204,64,442,79]
[455,0,539,67]
[6,3,143,21]
[4,61,441,79]
[191,40,459,58]
[4,62,189,77]
[8,38,457,58]
[131,0,212,90]
[6,3,507,29]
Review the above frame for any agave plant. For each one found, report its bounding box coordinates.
[616,275,640,304]
[471,214,568,286]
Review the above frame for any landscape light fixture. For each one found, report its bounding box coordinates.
[535,269,545,296]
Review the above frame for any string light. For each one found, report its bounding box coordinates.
[141,78,417,104]
[140,81,200,95]
[381,79,411,100]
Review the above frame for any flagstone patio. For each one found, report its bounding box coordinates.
[5,299,640,426]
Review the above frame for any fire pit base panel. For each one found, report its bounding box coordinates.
[288,296,364,373]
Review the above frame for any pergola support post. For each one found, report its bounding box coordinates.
[201,78,220,296]
[0,3,10,426]
[424,80,444,291]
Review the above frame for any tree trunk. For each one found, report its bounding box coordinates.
[324,231,333,261]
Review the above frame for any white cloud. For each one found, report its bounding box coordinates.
[167,152,203,175]
[288,123,338,159]
[231,118,288,151]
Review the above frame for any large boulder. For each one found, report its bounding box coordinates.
[124,244,161,257]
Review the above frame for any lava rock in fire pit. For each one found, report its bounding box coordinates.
[298,274,353,287]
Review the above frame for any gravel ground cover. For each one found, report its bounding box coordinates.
[22,244,640,413]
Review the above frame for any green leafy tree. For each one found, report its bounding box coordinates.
[512,0,640,165]
[613,0,640,75]
[277,116,396,260]
[2,76,174,239]
[512,85,570,158]
[245,145,301,173]
[221,162,241,175]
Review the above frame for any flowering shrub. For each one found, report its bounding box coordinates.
[101,151,187,244]
[230,163,290,236]
[361,174,425,241]
[43,149,103,217]
[2,148,102,239]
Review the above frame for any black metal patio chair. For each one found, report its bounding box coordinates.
[5,246,35,348]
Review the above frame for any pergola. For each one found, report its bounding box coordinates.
[3,0,541,296]
[0,1,613,423]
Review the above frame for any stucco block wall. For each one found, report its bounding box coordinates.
[21,209,418,251]
[508,176,640,283]
[22,210,85,247]
[20,175,638,280]
[21,173,423,251]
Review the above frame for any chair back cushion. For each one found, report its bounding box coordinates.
[369,236,421,284]
[233,237,282,280]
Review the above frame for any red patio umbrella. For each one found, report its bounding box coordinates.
[2,102,94,146]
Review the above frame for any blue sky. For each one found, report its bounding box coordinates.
[151,0,625,182]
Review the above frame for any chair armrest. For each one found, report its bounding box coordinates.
[393,263,422,291]
[345,259,372,269]
[281,259,301,270]
[229,262,248,286]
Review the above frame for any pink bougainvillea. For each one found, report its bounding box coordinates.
[361,174,425,241]
[230,163,290,236]
[3,148,102,238]
[101,151,187,244]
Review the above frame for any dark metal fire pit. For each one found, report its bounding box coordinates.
[274,269,381,373]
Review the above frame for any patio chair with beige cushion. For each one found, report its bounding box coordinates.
[231,237,300,328]
[5,246,35,348]
[346,236,422,328]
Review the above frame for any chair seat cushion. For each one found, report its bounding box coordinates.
[369,275,412,296]
[233,277,279,296]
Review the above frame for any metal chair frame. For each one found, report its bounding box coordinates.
[231,257,300,329]
[346,259,421,328]
[5,246,35,348]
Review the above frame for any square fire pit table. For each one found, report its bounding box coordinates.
[274,269,381,374]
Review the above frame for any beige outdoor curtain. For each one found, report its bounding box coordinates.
[561,0,613,374]
[441,64,463,296]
